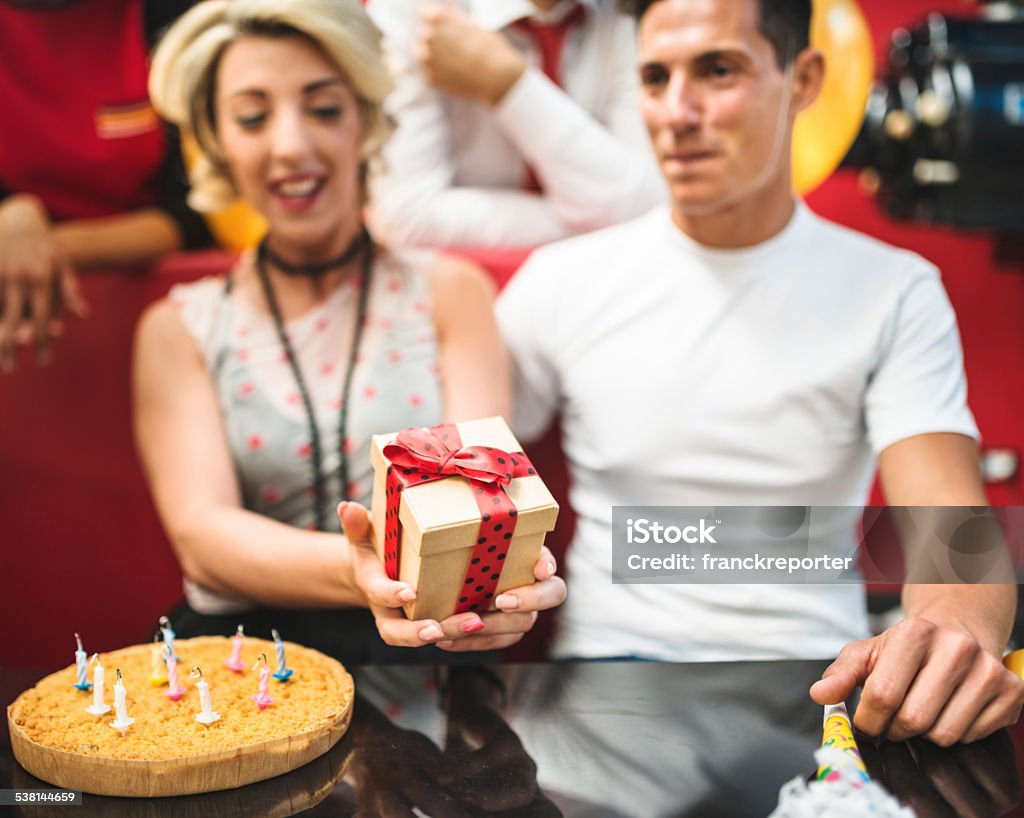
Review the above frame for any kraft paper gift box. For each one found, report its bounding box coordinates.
[369,417,559,622]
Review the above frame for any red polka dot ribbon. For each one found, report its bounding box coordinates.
[382,423,537,614]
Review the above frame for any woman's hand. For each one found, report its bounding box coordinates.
[0,194,88,371]
[339,501,566,652]
[351,698,474,818]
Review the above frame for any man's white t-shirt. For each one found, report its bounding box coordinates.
[496,202,979,661]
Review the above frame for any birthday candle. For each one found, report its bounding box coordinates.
[163,645,186,701]
[815,702,869,784]
[225,625,246,673]
[159,616,177,661]
[271,629,294,681]
[109,669,136,735]
[151,633,168,686]
[191,666,220,725]
[73,633,92,691]
[85,655,111,717]
[251,653,274,709]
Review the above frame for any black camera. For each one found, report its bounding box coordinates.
[846,5,1024,233]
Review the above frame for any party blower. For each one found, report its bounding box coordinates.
[769,701,913,817]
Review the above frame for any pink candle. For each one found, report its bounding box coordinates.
[251,653,274,710]
[163,645,186,701]
[225,624,245,673]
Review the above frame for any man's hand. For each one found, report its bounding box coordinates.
[0,194,89,372]
[810,617,1024,746]
[416,3,525,106]
[339,500,566,651]
[860,730,1019,818]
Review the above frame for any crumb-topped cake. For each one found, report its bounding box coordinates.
[7,636,353,797]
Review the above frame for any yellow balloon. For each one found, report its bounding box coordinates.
[1005,649,1024,681]
[793,0,874,195]
[181,134,266,253]
[205,199,267,253]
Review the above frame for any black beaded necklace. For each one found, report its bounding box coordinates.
[254,227,374,531]
[261,230,367,277]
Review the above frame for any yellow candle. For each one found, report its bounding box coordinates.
[151,633,168,686]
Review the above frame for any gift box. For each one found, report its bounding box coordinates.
[369,417,559,622]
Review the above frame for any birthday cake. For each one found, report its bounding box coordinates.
[7,636,354,797]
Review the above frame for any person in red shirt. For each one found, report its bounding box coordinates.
[0,0,210,371]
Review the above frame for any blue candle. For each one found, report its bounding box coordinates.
[271,629,294,681]
[73,633,92,691]
[159,616,177,662]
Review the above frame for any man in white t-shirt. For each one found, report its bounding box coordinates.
[366,0,666,248]
[496,0,1023,745]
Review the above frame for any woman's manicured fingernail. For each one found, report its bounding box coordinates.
[460,618,484,634]
[397,587,416,603]
[418,624,443,641]
[495,594,519,610]
[546,561,556,578]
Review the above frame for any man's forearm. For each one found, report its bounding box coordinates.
[902,583,1016,656]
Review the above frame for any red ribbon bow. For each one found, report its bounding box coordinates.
[381,423,536,615]
[383,426,517,486]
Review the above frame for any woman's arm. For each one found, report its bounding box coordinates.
[132,298,364,608]
[338,254,564,651]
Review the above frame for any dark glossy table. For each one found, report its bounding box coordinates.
[2,661,1021,817]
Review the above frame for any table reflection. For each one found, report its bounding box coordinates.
[352,661,1019,818]
[2,662,1019,817]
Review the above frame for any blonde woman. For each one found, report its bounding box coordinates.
[139,0,564,662]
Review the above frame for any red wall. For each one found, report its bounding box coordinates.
[807,0,1024,507]
[2,0,1021,668]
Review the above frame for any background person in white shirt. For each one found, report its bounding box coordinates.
[366,0,666,248]
[495,0,1024,745]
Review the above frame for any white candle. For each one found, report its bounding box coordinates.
[109,669,135,735]
[191,666,220,725]
[85,655,110,717]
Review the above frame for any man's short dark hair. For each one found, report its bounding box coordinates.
[620,0,812,69]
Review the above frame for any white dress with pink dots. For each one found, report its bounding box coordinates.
[170,247,444,614]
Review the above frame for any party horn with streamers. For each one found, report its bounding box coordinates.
[815,701,869,785]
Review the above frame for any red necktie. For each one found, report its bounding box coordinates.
[511,4,585,191]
